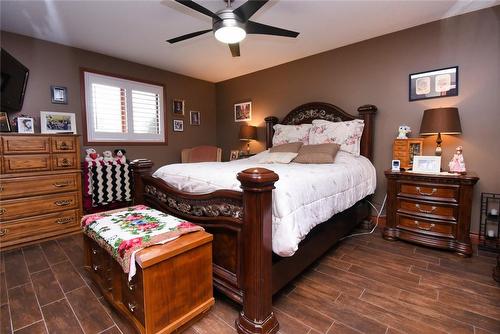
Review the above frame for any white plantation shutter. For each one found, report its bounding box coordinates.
[84,71,164,142]
[132,90,160,134]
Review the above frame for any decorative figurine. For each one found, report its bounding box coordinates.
[397,125,411,139]
[448,146,466,173]
[114,149,127,164]
[102,150,114,163]
[85,148,102,163]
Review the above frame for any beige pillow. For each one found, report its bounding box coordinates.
[293,143,340,164]
[270,142,303,153]
[254,152,298,164]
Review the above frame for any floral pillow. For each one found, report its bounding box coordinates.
[272,124,312,146]
[309,119,365,156]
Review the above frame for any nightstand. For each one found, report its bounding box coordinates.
[383,170,479,256]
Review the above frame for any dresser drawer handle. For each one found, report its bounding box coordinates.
[56,217,73,225]
[53,181,71,187]
[0,208,6,215]
[127,282,135,291]
[92,248,99,255]
[415,204,437,214]
[59,142,70,150]
[0,228,8,237]
[414,221,435,231]
[55,200,72,206]
[93,265,101,272]
[60,158,72,167]
[416,187,437,196]
[127,302,137,313]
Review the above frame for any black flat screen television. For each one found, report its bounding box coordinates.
[1,48,29,113]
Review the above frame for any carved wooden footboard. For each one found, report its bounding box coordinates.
[132,161,279,334]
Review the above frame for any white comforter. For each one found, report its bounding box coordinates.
[153,151,376,256]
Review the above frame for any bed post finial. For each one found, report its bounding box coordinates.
[130,159,153,205]
[358,104,377,161]
[236,168,279,334]
[264,116,278,149]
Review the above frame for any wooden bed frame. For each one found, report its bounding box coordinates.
[132,102,377,334]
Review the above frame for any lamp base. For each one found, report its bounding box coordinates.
[435,132,442,156]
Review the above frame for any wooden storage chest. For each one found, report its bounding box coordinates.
[84,231,214,334]
[0,134,82,249]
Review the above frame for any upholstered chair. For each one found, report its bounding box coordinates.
[181,145,222,163]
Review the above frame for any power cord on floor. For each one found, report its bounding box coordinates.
[339,194,387,240]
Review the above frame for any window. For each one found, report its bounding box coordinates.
[83,70,165,143]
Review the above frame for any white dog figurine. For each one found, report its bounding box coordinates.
[397,125,411,139]
[102,150,114,163]
[114,149,127,164]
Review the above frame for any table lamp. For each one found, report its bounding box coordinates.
[239,124,257,155]
[419,107,462,156]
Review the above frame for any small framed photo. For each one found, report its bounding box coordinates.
[229,150,240,161]
[409,66,458,101]
[234,101,252,122]
[40,111,77,134]
[51,85,68,104]
[190,111,201,126]
[0,112,11,132]
[173,99,185,115]
[391,159,401,172]
[17,117,35,133]
[173,119,184,132]
[412,156,441,174]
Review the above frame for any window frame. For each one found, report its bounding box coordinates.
[80,68,167,145]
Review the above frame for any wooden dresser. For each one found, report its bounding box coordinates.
[383,170,479,256]
[0,134,82,249]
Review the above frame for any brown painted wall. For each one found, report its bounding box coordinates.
[1,31,217,168]
[215,7,500,232]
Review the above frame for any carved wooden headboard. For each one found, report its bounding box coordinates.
[265,102,377,161]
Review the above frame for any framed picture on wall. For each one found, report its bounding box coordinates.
[409,66,458,101]
[173,119,184,132]
[190,111,201,125]
[234,101,252,122]
[173,99,185,115]
[51,85,68,104]
[40,111,77,134]
[229,150,240,161]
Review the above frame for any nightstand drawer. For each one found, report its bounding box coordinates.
[397,198,457,221]
[398,182,458,202]
[397,215,455,239]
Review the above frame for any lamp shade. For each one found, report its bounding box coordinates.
[419,107,462,135]
[239,125,257,141]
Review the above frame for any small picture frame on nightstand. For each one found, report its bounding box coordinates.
[391,160,401,172]
[412,156,441,174]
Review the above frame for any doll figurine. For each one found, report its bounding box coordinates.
[449,146,466,173]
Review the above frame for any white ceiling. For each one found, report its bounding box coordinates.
[1,0,498,83]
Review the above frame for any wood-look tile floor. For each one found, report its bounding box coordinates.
[1,231,499,334]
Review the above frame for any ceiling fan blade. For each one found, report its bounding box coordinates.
[246,20,299,38]
[233,0,269,21]
[228,43,240,57]
[174,0,219,19]
[166,29,212,43]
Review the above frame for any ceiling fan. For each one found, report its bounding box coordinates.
[167,0,299,57]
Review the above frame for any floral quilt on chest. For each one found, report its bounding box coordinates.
[81,205,203,275]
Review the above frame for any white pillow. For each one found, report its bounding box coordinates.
[272,124,312,146]
[309,119,364,156]
[251,150,298,164]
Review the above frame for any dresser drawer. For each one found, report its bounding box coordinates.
[120,269,145,326]
[397,198,457,222]
[0,192,79,221]
[51,136,77,153]
[0,173,79,200]
[3,154,51,173]
[2,136,50,154]
[0,209,79,246]
[52,154,78,170]
[398,182,459,202]
[397,214,455,239]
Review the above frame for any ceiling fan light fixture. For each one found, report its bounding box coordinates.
[214,25,246,43]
